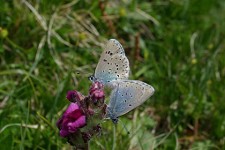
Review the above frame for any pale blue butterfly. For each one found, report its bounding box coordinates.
[91,39,154,123]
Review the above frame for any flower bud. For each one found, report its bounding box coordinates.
[89,81,105,106]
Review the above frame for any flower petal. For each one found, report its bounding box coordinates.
[60,129,71,137]
[64,103,79,115]
[67,109,83,120]
[68,116,86,133]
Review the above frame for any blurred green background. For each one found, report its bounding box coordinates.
[0,0,225,149]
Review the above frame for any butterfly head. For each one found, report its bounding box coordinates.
[88,75,97,82]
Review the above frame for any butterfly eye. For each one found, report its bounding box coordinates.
[88,75,95,82]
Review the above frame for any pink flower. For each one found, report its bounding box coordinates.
[57,103,86,137]
[89,81,105,105]
[57,81,106,147]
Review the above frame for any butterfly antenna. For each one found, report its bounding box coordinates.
[72,72,80,87]
[71,70,83,86]
[118,119,130,135]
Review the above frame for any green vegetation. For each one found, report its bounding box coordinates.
[1,0,225,149]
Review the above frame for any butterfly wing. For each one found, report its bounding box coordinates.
[94,39,130,85]
[107,80,155,120]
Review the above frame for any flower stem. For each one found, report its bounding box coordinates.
[72,143,89,150]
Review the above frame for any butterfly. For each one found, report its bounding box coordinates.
[91,39,154,123]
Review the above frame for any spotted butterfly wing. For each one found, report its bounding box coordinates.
[106,80,155,123]
[94,39,130,85]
